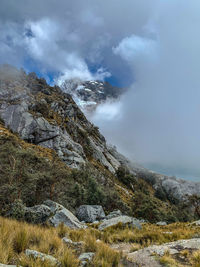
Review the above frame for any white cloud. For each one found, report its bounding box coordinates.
[91,100,122,121]
[91,0,200,181]
[113,35,157,62]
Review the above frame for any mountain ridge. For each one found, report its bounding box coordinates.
[0,64,199,223]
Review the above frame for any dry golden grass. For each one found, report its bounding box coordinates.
[159,251,180,267]
[0,215,199,266]
[93,241,121,267]
[100,222,200,246]
[0,123,54,160]
[0,216,121,266]
[191,250,200,267]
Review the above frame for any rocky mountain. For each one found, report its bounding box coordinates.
[60,78,125,112]
[0,64,199,223]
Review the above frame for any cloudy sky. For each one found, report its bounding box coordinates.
[1,0,200,181]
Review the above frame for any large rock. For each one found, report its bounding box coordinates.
[44,200,86,229]
[25,204,52,224]
[98,216,142,231]
[25,249,60,266]
[76,205,105,223]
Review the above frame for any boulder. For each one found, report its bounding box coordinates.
[76,205,105,223]
[156,221,167,226]
[25,204,52,224]
[106,210,122,219]
[78,252,95,267]
[62,237,73,244]
[190,220,200,226]
[45,200,86,229]
[98,216,142,231]
[25,249,60,266]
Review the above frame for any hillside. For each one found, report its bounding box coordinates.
[0,64,199,224]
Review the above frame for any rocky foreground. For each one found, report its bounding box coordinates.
[0,201,200,266]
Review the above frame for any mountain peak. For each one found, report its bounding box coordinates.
[60,79,125,112]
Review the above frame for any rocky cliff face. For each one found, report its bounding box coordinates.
[0,65,121,172]
[0,64,199,208]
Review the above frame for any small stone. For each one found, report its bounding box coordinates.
[156,221,167,226]
[62,237,73,244]
[78,253,95,266]
[25,249,60,266]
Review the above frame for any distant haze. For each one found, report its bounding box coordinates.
[1,0,200,182]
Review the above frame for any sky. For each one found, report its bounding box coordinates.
[1,0,200,182]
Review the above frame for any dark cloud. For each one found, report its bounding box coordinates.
[0,0,158,80]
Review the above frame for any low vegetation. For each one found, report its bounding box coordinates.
[0,127,126,217]
[159,249,200,267]
[0,216,199,266]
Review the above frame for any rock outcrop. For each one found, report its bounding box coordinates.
[126,238,200,267]
[0,65,121,172]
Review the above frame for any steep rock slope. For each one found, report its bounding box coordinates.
[0,64,199,221]
[0,65,120,172]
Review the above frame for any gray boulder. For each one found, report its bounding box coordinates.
[98,216,142,231]
[78,252,95,267]
[25,249,60,266]
[106,210,122,219]
[190,220,200,226]
[76,205,105,223]
[25,204,52,224]
[45,200,86,229]
[156,221,167,226]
